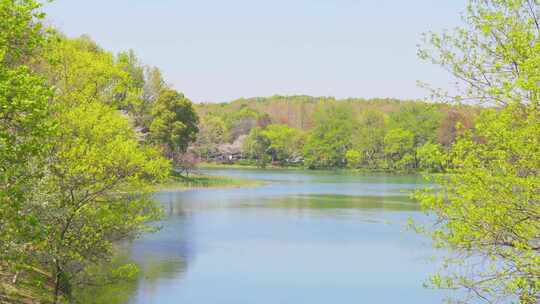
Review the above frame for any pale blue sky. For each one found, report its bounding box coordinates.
[45,1,466,102]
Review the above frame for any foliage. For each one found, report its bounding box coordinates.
[389,103,440,147]
[0,69,55,300]
[1,2,179,302]
[242,124,304,166]
[0,2,54,299]
[261,124,304,164]
[351,109,387,168]
[303,104,354,169]
[418,0,540,106]
[33,34,168,132]
[417,105,540,303]
[388,103,441,169]
[345,150,362,169]
[243,127,271,168]
[0,0,45,67]
[383,128,415,171]
[224,106,270,142]
[417,0,540,303]
[194,99,461,172]
[0,65,54,265]
[416,142,445,172]
[37,34,132,107]
[41,102,169,301]
[150,89,199,158]
[194,114,227,160]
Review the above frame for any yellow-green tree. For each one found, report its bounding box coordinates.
[303,104,355,169]
[0,1,55,298]
[37,34,131,107]
[351,109,386,168]
[1,3,174,302]
[383,128,415,171]
[243,127,271,168]
[417,0,540,302]
[345,149,362,169]
[261,124,304,164]
[41,102,169,302]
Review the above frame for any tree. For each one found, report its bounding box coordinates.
[150,89,199,161]
[243,127,271,168]
[0,0,45,67]
[416,142,445,172]
[40,102,169,302]
[351,109,386,168]
[37,34,132,107]
[194,115,227,160]
[143,66,165,105]
[303,104,355,169]
[345,150,362,169]
[117,50,144,89]
[0,2,55,301]
[389,103,441,168]
[261,124,304,164]
[419,1,540,107]
[437,107,476,147]
[416,105,540,303]
[33,34,163,130]
[225,106,265,142]
[138,66,166,130]
[383,128,415,171]
[116,52,166,131]
[417,1,540,303]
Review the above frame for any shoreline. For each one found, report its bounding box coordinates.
[151,173,265,192]
[197,162,422,175]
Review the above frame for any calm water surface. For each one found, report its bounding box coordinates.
[94,169,448,303]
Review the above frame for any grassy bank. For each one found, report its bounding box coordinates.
[153,172,263,191]
[198,162,420,174]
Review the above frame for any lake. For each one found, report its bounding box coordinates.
[84,169,448,303]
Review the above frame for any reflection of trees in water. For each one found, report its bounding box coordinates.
[75,193,194,304]
[131,194,194,300]
[254,194,419,212]
[73,256,189,304]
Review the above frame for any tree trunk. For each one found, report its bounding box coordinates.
[53,262,62,304]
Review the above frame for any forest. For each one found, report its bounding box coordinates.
[1,0,539,303]
[192,96,477,171]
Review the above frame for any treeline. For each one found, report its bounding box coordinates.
[193,96,477,171]
[0,1,198,303]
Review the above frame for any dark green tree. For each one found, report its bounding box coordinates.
[150,89,199,160]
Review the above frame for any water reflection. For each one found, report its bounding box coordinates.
[246,194,419,211]
[130,195,193,300]
[77,196,193,304]
[83,170,447,304]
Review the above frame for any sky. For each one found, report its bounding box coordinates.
[45,0,467,103]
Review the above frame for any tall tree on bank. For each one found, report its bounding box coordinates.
[417,0,540,303]
[150,89,199,164]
